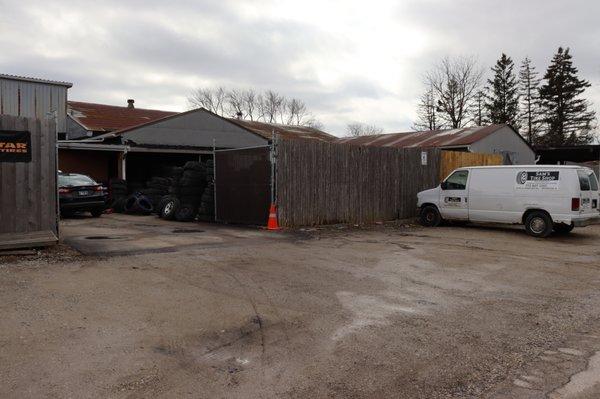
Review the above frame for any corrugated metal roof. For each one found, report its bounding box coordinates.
[336,125,507,148]
[0,73,73,88]
[226,118,337,142]
[68,101,177,133]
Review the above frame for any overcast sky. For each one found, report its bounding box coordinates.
[1,0,599,136]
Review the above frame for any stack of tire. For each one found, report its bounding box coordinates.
[108,178,128,212]
[143,177,171,211]
[159,161,207,222]
[198,159,215,221]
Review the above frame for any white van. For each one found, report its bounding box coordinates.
[417,165,600,237]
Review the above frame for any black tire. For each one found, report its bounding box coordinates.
[525,211,553,238]
[60,209,75,218]
[90,208,104,218]
[554,222,574,234]
[175,204,197,222]
[182,169,206,180]
[183,161,204,171]
[111,197,127,213]
[124,196,138,213]
[160,197,180,220]
[156,195,174,215]
[179,177,205,187]
[136,196,153,214]
[419,205,442,227]
[179,186,204,196]
[179,195,201,205]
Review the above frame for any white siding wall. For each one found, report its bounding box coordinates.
[470,126,536,164]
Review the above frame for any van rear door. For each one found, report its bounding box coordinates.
[576,169,599,215]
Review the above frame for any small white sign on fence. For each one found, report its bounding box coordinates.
[421,151,428,166]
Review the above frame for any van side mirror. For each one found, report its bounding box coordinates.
[440,181,448,190]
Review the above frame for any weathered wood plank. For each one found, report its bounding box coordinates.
[275,139,440,227]
[0,115,58,248]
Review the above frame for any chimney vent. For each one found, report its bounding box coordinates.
[127,99,135,109]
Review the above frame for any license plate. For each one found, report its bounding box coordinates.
[78,190,90,196]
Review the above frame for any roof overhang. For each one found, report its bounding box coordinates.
[0,73,73,88]
[58,141,212,154]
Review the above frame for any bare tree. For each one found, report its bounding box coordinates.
[346,122,384,137]
[286,98,308,125]
[188,86,227,115]
[226,89,245,118]
[187,87,321,128]
[188,88,216,113]
[470,89,487,126]
[242,89,258,121]
[304,118,324,130]
[259,90,284,123]
[413,86,442,131]
[425,56,484,128]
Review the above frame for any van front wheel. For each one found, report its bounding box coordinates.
[525,211,553,238]
[420,205,442,227]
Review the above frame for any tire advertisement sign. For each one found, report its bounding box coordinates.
[0,130,31,162]
[515,171,560,190]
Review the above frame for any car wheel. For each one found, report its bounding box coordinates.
[554,222,574,234]
[160,197,180,220]
[525,211,553,238]
[90,208,103,218]
[420,205,441,227]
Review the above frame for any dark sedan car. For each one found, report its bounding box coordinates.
[58,173,108,217]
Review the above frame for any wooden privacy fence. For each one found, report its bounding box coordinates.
[276,139,440,227]
[0,115,58,249]
[439,151,503,180]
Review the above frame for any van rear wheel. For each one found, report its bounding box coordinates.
[420,205,441,227]
[525,211,553,238]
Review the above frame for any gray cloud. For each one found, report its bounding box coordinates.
[1,0,599,136]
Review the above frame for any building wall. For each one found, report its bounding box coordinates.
[66,115,91,139]
[470,126,536,164]
[121,109,268,149]
[0,78,69,133]
[59,149,119,184]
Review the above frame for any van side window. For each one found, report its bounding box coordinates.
[577,170,591,191]
[444,170,469,190]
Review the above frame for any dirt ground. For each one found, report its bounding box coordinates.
[2,214,600,398]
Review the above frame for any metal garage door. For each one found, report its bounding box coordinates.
[214,146,271,225]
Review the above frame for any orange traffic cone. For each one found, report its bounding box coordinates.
[267,203,280,230]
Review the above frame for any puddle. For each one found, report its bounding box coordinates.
[85,235,126,240]
[172,229,205,234]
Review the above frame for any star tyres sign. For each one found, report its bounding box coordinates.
[0,130,31,162]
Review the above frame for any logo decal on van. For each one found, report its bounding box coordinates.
[515,171,560,190]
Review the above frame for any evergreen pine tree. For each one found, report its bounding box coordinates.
[538,47,597,145]
[518,57,542,144]
[485,53,520,128]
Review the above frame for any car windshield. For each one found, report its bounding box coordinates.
[58,174,97,187]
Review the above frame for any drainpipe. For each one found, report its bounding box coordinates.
[121,146,129,180]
